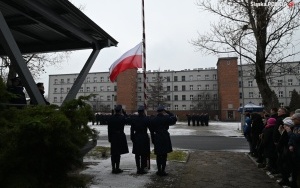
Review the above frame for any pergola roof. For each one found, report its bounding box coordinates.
[0,0,118,55]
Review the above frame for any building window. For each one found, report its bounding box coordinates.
[152,77,156,82]
[107,96,111,101]
[248,81,253,87]
[60,79,64,84]
[54,79,58,84]
[197,85,201,90]
[189,75,193,81]
[249,92,253,98]
[100,77,104,82]
[138,87,142,92]
[258,92,261,98]
[205,75,209,80]
[239,81,242,88]
[93,77,97,82]
[213,84,217,90]
[197,75,201,80]
[54,88,57,93]
[73,78,76,82]
[54,97,57,102]
[60,88,64,93]
[167,95,171,101]
[86,87,90,92]
[67,78,70,83]
[174,95,178,101]
[79,87,83,92]
[190,85,193,90]
[182,85,186,91]
[190,105,194,110]
[240,92,242,99]
[100,96,103,101]
[280,102,284,107]
[138,96,142,101]
[182,95,186,101]
[213,74,217,80]
[166,86,170,91]
[174,76,178,81]
[214,104,218,110]
[175,105,178,110]
[198,95,202,100]
[100,86,104,91]
[93,87,97,92]
[278,91,283,98]
[190,95,193,100]
[182,105,186,110]
[60,97,63,102]
[288,79,293,86]
[181,76,185,81]
[114,86,117,91]
[213,94,218,100]
[67,88,70,92]
[205,94,210,100]
[107,86,111,91]
[93,96,97,101]
[205,84,209,90]
[86,77,90,83]
[289,91,293,97]
[165,76,169,82]
[278,80,283,86]
[138,77,142,82]
[174,86,178,91]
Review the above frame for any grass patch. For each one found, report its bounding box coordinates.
[85,146,110,159]
[150,150,189,162]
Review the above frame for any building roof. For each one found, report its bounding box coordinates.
[0,0,118,55]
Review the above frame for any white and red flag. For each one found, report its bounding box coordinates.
[109,42,142,82]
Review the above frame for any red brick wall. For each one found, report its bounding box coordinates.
[116,69,137,113]
[217,57,240,121]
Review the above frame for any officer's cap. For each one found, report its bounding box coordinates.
[157,105,165,112]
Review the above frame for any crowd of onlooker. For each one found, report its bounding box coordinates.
[243,107,300,188]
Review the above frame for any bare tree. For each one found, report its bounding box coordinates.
[192,0,300,110]
[192,91,218,111]
[147,71,170,110]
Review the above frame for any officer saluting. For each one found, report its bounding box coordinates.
[107,105,129,174]
[150,105,177,176]
[130,106,151,174]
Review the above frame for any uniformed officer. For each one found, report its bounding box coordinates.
[107,105,129,174]
[150,105,177,176]
[130,106,151,174]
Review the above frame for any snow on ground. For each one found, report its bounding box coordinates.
[82,121,245,188]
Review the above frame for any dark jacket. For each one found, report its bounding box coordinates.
[262,124,276,158]
[150,112,177,155]
[107,113,129,155]
[130,115,151,155]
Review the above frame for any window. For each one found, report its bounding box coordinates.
[100,86,104,91]
[240,92,243,99]
[166,76,170,82]
[278,91,283,98]
[213,104,218,110]
[278,80,283,86]
[205,75,209,80]
[86,77,90,82]
[197,75,201,80]
[86,87,90,92]
[198,95,202,100]
[54,88,57,93]
[174,86,178,91]
[174,76,178,81]
[213,94,218,100]
[114,86,117,91]
[182,85,186,91]
[181,76,185,81]
[298,67,300,74]
[190,85,193,90]
[258,92,261,98]
[280,103,284,107]
[182,105,186,110]
[107,86,111,91]
[107,96,111,101]
[182,95,186,101]
[289,91,293,97]
[190,105,194,110]
[213,84,217,90]
[175,105,178,110]
[197,85,201,90]
[189,75,193,81]
[54,79,58,84]
[79,87,83,92]
[167,95,171,101]
[205,84,209,90]
[60,88,64,93]
[166,104,171,110]
[174,95,178,101]
[138,77,142,82]
[239,81,242,88]
[67,88,70,92]
[205,94,210,100]
[100,77,104,82]
[107,77,110,82]
[60,97,63,102]
[54,97,57,102]
[152,77,156,82]
[190,95,194,100]
[249,92,254,98]
[93,96,97,101]
[138,87,142,92]
[248,81,253,87]
[100,96,103,101]
[213,74,217,80]
[93,77,97,82]
[93,87,97,92]
[288,79,293,86]
[67,78,70,83]
[167,86,171,91]
[73,78,76,82]
[61,79,64,83]
[138,96,142,101]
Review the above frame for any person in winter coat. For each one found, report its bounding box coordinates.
[107,105,129,174]
[130,106,151,174]
[150,105,177,176]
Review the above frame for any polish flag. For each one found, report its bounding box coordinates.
[109,42,142,82]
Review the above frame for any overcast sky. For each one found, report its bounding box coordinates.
[40,0,222,93]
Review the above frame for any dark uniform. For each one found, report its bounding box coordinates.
[130,106,151,174]
[186,114,191,126]
[7,77,26,108]
[150,106,177,176]
[107,105,129,174]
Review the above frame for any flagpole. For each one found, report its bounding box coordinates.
[142,0,147,114]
